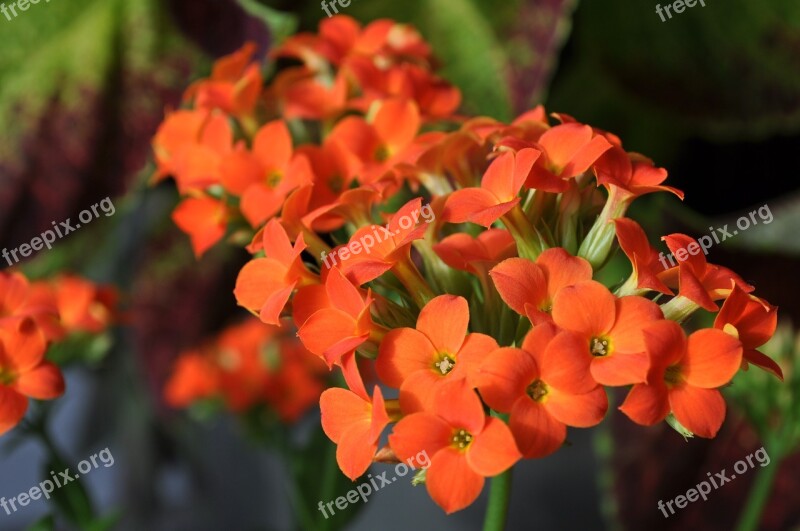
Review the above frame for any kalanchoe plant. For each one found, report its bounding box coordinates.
[152,15,785,529]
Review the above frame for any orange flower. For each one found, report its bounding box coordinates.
[151,109,232,193]
[389,379,521,514]
[476,323,607,457]
[714,284,782,379]
[0,273,62,341]
[295,268,375,367]
[172,196,230,257]
[376,295,498,413]
[51,275,117,334]
[551,280,663,386]
[164,351,220,408]
[0,318,64,436]
[327,98,421,185]
[212,320,279,412]
[262,339,328,422]
[620,320,742,438]
[221,120,314,227]
[234,219,317,325]
[433,229,516,276]
[658,234,753,311]
[442,148,540,227]
[183,42,263,119]
[525,122,612,192]
[489,248,592,324]
[321,385,390,480]
[613,218,673,295]
[331,198,429,285]
[595,146,683,201]
[268,66,349,121]
[350,60,461,119]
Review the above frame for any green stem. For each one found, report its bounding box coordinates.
[482,467,513,531]
[735,454,781,531]
[317,441,339,531]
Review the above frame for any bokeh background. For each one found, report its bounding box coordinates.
[1,0,799,529]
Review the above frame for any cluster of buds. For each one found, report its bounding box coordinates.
[152,16,782,514]
[0,272,117,436]
[164,317,328,422]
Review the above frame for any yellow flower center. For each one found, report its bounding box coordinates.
[526,379,549,402]
[266,170,283,188]
[590,337,611,357]
[451,429,474,451]
[664,365,683,387]
[0,367,16,386]
[374,145,390,162]
[328,174,344,193]
[434,353,456,375]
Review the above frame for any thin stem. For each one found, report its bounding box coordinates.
[317,441,339,531]
[735,454,781,531]
[482,466,513,531]
[391,258,435,308]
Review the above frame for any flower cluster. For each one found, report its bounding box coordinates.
[151,16,460,257]
[164,317,328,422]
[0,272,117,436]
[152,15,782,515]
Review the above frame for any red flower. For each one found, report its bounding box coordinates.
[0,319,64,436]
[376,295,497,413]
[525,123,612,192]
[714,284,781,379]
[490,248,593,324]
[221,120,313,227]
[234,220,317,325]
[620,320,742,438]
[476,323,607,457]
[551,280,663,386]
[321,385,390,480]
[389,379,521,513]
[442,148,540,227]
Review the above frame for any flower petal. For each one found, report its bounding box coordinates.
[509,398,566,458]
[590,350,650,386]
[427,447,485,514]
[376,328,436,388]
[619,382,670,426]
[476,347,536,413]
[544,386,607,428]
[669,385,726,438]
[13,362,65,400]
[552,281,615,337]
[417,295,469,354]
[0,386,27,436]
[683,328,742,389]
[388,412,451,464]
[466,417,521,476]
[490,258,547,316]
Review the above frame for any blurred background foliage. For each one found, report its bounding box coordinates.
[1,0,799,529]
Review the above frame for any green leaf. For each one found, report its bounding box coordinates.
[84,510,123,531]
[237,0,298,45]
[418,0,512,120]
[26,514,55,531]
[44,457,95,527]
[665,413,695,441]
